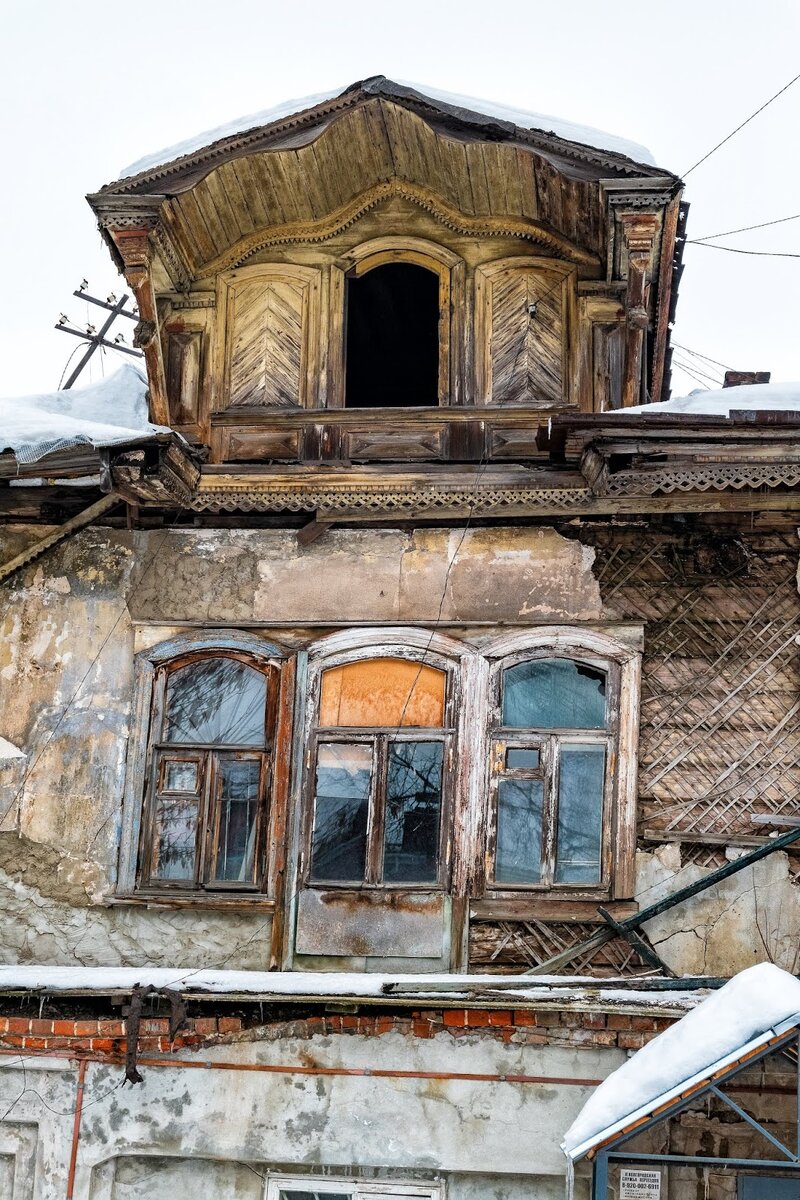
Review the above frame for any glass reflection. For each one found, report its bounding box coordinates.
[383,741,443,883]
[164,658,267,745]
[310,743,372,881]
[214,758,261,882]
[555,743,605,884]
[151,797,198,881]
[496,778,543,884]
[502,659,606,729]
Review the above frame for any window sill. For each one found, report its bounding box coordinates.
[107,893,276,912]
[470,897,638,922]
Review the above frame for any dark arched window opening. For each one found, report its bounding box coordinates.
[345,263,440,407]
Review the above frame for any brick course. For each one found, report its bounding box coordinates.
[0,1008,675,1060]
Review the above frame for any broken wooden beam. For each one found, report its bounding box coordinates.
[0,494,120,584]
[526,824,800,976]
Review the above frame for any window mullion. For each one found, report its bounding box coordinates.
[198,750,216,887]
[541,735,559,888]
[366,736,386,885]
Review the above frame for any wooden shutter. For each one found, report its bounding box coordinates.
[222,266,321,408]
[475,260,571,407]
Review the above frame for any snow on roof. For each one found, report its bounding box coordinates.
[0,364,169,466]
[623,381,800,417]
[0,965,704,1014]
[119,77,656,180]
[563,963,800,1161]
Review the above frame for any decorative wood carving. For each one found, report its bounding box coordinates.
[215,264,323,410]
[618,212,659,407]
[197,180,598,278]
[474,258,577,407]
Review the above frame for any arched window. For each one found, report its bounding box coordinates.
[138,651,279,891]
[488,654,616,891]
[307,656,451,886]
[345,262,440,408]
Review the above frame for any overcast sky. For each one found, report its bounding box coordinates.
[2,0,799,399]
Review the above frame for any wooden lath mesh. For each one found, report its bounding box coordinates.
[594,531,800,840]
[469,920,655,976]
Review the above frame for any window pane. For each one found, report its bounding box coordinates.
[163,759,199,792]
[384,741,443,883]
[213,758,261,882]
[555,743,606,884]
[505,747,540,770]
[319,659,445,727]
[164,658,267,745]
[310,743,372,881]
[278,1192,348,1200]
[150,797,198,881]
[495,778,543,884]
[502,659,606,729]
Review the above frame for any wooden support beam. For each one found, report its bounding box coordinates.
[0,494,120,584]
[597,905,676,977]
[527,824,800,976]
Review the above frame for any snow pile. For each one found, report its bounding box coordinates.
[0,965,702,1012]
[623,381,800,417]
[120,77,655,179]
[564,963,800,1159]
[0,364,168,466]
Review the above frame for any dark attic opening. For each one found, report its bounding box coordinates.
[345,262,440,407]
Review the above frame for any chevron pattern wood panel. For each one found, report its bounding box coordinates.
[476,261,567,407]
[228,276,307,407]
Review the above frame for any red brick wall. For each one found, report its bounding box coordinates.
[0,1009,675,1058]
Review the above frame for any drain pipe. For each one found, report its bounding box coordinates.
[65,1058,87,1200]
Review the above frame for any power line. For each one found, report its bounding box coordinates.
[686,242,800,259]
[672,356,722,388]
[671,342,735,373]
[683,68,800,177]
[690,212,800,243]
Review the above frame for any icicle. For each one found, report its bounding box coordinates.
[564,1156,575,1200]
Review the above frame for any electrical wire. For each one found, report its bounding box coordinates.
[672,356,722,387]
[683,68,800,177]
[671,342,734,373]
[689,212,800,243]
[686,242,800,259]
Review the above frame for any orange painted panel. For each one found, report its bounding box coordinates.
[320,658,445,728]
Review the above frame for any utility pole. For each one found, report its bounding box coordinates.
[55,282,143,389]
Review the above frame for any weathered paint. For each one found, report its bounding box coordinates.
[0,1029,612,1198]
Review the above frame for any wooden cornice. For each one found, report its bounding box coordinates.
[195,180,600,277]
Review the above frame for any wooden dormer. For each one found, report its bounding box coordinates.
[88,78,683,471]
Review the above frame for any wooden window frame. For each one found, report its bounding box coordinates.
[328,237,466,408]
[482,628,641,902]
[299,633,469,893]
[264,1175,443,1200]
[118,631,293,907]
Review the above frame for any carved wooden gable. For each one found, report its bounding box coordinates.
[475,260,575,407]
[219,265,321,409]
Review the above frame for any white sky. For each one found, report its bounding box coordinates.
[2,0,799,399]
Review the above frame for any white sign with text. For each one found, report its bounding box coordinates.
[619,1169,661,1199]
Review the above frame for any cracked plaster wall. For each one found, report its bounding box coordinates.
[636,844,800,976]
[0,1030,609,1198]
[0,523,601,970]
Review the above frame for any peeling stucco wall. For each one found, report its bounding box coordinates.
[0,522,602,970]
[636,844,800,976]
[0,1029,611,1199]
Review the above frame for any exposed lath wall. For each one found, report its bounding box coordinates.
[594,529,800,844]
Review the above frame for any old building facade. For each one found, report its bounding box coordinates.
[2,78,800,1199]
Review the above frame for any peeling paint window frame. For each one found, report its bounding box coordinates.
[265,1176,444,1200]
[118,632,293,906]
[482,629,642,903]
[301,642,462,893]
[138,650,279,893]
